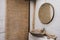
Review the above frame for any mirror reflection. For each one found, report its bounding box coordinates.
[38,3,54,24]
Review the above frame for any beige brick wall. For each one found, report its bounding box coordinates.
[6,0,29,40]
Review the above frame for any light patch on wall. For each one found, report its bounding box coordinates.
[0,0,6,40]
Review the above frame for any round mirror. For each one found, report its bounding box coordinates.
[38,3,54,24]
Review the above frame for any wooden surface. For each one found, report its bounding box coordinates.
[6,0,29,40]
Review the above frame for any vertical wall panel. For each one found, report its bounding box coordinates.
[6,0,29,40]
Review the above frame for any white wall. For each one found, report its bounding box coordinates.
[0,0,6,40]
[30,0,60,40]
